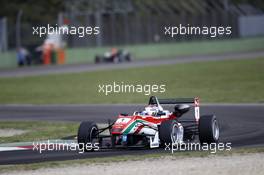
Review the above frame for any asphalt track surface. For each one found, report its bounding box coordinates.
[0,104,264,165]
[0,51,264,78]
[0,51,264,164]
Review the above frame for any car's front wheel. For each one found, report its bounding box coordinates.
[159,120,184,146]
[95,56,101,63]
[77,121,99,151]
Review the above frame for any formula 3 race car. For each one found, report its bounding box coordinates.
[77,96,220,151]
[94,48,132,64]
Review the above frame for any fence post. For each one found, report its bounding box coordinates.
[123,12,130,45]
[95,12,102,47]
[0,17,8,52]
[16,10,23,49]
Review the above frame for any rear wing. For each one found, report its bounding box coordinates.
[148,96,200,122]
[149,96,196,105]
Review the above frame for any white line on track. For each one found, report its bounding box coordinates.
[0,147,29,152]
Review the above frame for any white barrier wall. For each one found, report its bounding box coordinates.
[239,15,264,37]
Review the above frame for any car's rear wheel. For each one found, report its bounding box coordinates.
[125,54,131,62]
[198,115,220,144]
[77,121,99,151]
[159,120,183,145]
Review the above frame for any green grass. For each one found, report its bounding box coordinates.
[66,37,264,64]
[0,121,79,143]
[1,37,264,68]
[0,57,263,104]
[0,147,263,173]
[0,51,16,68]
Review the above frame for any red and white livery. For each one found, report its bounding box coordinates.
[77,96,220,150]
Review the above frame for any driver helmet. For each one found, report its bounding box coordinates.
[144,105,159,116]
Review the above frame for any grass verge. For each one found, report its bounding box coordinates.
[1,37,264,68]
[0,121,79,144]
[0,57,263,104]
[66,37,264,64]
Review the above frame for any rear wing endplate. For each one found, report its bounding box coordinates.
[148,96,200,122]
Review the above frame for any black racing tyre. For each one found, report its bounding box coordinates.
[77,121,98,151]
[159,120,181,145]
[111,135,116,148]
[125,54,131,62]
[95,56,101,63]
[113,56,119,63]
[198,115,220,144]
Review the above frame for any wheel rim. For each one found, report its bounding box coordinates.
[212,120,219,141]
[89,127,98,143]
[171,124,179,143]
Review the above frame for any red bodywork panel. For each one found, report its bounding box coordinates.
[111,113,177,135]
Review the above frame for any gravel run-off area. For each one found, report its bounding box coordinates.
[2,153,264,175]
[0,129,28,137]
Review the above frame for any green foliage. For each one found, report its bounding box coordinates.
[1,0,263,24]
[0,57,263,104]
[0,0,64,24]
[231,0,264,10]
